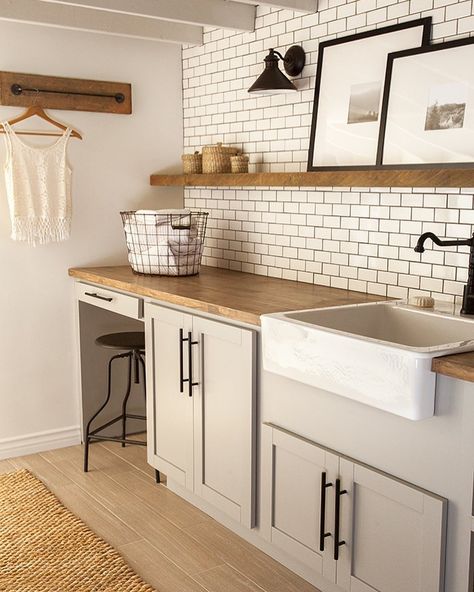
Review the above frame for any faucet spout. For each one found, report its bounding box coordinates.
[414,232,472,253]
[414,231,474,315]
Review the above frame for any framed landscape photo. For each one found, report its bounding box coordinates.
[307,18,431,170]
[377,37,474,167]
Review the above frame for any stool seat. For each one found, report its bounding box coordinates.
[95,331,145,351]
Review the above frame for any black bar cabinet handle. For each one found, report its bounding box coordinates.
[187,331,199,397]
[188,331,193,397]
[334,478,347,561]
[319,471,333,551]
[84,291,113,302]
[179,328,187,393]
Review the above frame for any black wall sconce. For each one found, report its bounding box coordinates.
[248,45,305,95]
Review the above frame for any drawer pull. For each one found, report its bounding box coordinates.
[319,471,333,552]
[84,291,113,302]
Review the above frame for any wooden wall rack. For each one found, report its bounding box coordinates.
[0,71,131,114]
[150,168,474,189]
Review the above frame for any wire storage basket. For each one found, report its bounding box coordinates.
[121,210,208,276]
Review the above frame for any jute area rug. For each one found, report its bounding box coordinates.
[0,469,156,592]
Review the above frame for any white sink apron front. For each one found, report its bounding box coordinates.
[261,301,474,420]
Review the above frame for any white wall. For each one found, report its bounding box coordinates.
[0,21,183,456]
[183,5,474,305]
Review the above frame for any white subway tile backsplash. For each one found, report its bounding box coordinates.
[460,210,474,224]
[455,13,474,31]
[183,6,474,306]
[387,285,409,298]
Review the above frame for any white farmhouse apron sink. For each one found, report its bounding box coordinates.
[261,301,474,420]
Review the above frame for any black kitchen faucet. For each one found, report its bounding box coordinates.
[414,232,474,315]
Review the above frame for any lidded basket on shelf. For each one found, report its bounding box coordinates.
[230,154,249,173]
[181,151,202,174]
[202,142,238,173]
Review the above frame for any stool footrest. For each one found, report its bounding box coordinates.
[89,415,122,435]
[126,413,146,421]
[89,414,146,437]
[88,434,146,446]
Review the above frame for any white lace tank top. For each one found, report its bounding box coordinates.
[2,122,72,246]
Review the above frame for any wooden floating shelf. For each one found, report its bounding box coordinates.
[150,168,474,188]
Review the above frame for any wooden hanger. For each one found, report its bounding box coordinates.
[0,105,82,139]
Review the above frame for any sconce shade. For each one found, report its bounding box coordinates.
[248,46,305,95]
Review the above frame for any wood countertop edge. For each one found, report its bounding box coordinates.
[431,353,474,383]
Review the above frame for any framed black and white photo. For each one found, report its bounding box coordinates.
[377,37,474,167]
[307,18,431,170]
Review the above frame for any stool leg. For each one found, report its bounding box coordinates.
[84,434,90,474]
[84,352,127,472]
[121,353,133,448]
[155,470,161,484]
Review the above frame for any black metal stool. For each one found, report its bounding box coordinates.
[83,331,160,483]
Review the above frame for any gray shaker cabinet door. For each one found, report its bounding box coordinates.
[145,303,194,490]
[337,457,446,592]
[261,424,339,583]
[193,315,256,528]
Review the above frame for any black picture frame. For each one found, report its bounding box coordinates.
[307,18,432,172]
[377,36,474,168]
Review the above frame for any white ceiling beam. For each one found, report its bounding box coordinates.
[0,0,203,44]
[234,0,317,12]
[40,0,256,32]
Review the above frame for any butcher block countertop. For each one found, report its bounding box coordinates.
[69,265,387,326]
[69,265,474,383]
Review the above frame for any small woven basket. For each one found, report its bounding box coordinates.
[230,154,249,173]
[182,151,202,174]
[202,142,238,173]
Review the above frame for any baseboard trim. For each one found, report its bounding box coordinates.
[0,426,81,461]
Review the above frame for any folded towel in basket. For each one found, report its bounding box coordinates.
[169,238,203,257]
[126,209,196,244]
[123,223,157,248]
[130,210,161,225]
[156,211,197,242]
[134,208,190,217]
[136,209,190,215]
[129,245,175,274]
[134,209,191,226]
[124,223,196,247]
[129,244,200,276]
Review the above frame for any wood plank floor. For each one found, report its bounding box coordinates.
[2,441,321,592]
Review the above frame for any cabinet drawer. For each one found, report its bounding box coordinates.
[76,283,142,319]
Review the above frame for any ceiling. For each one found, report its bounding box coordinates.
[0,0,318,45]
